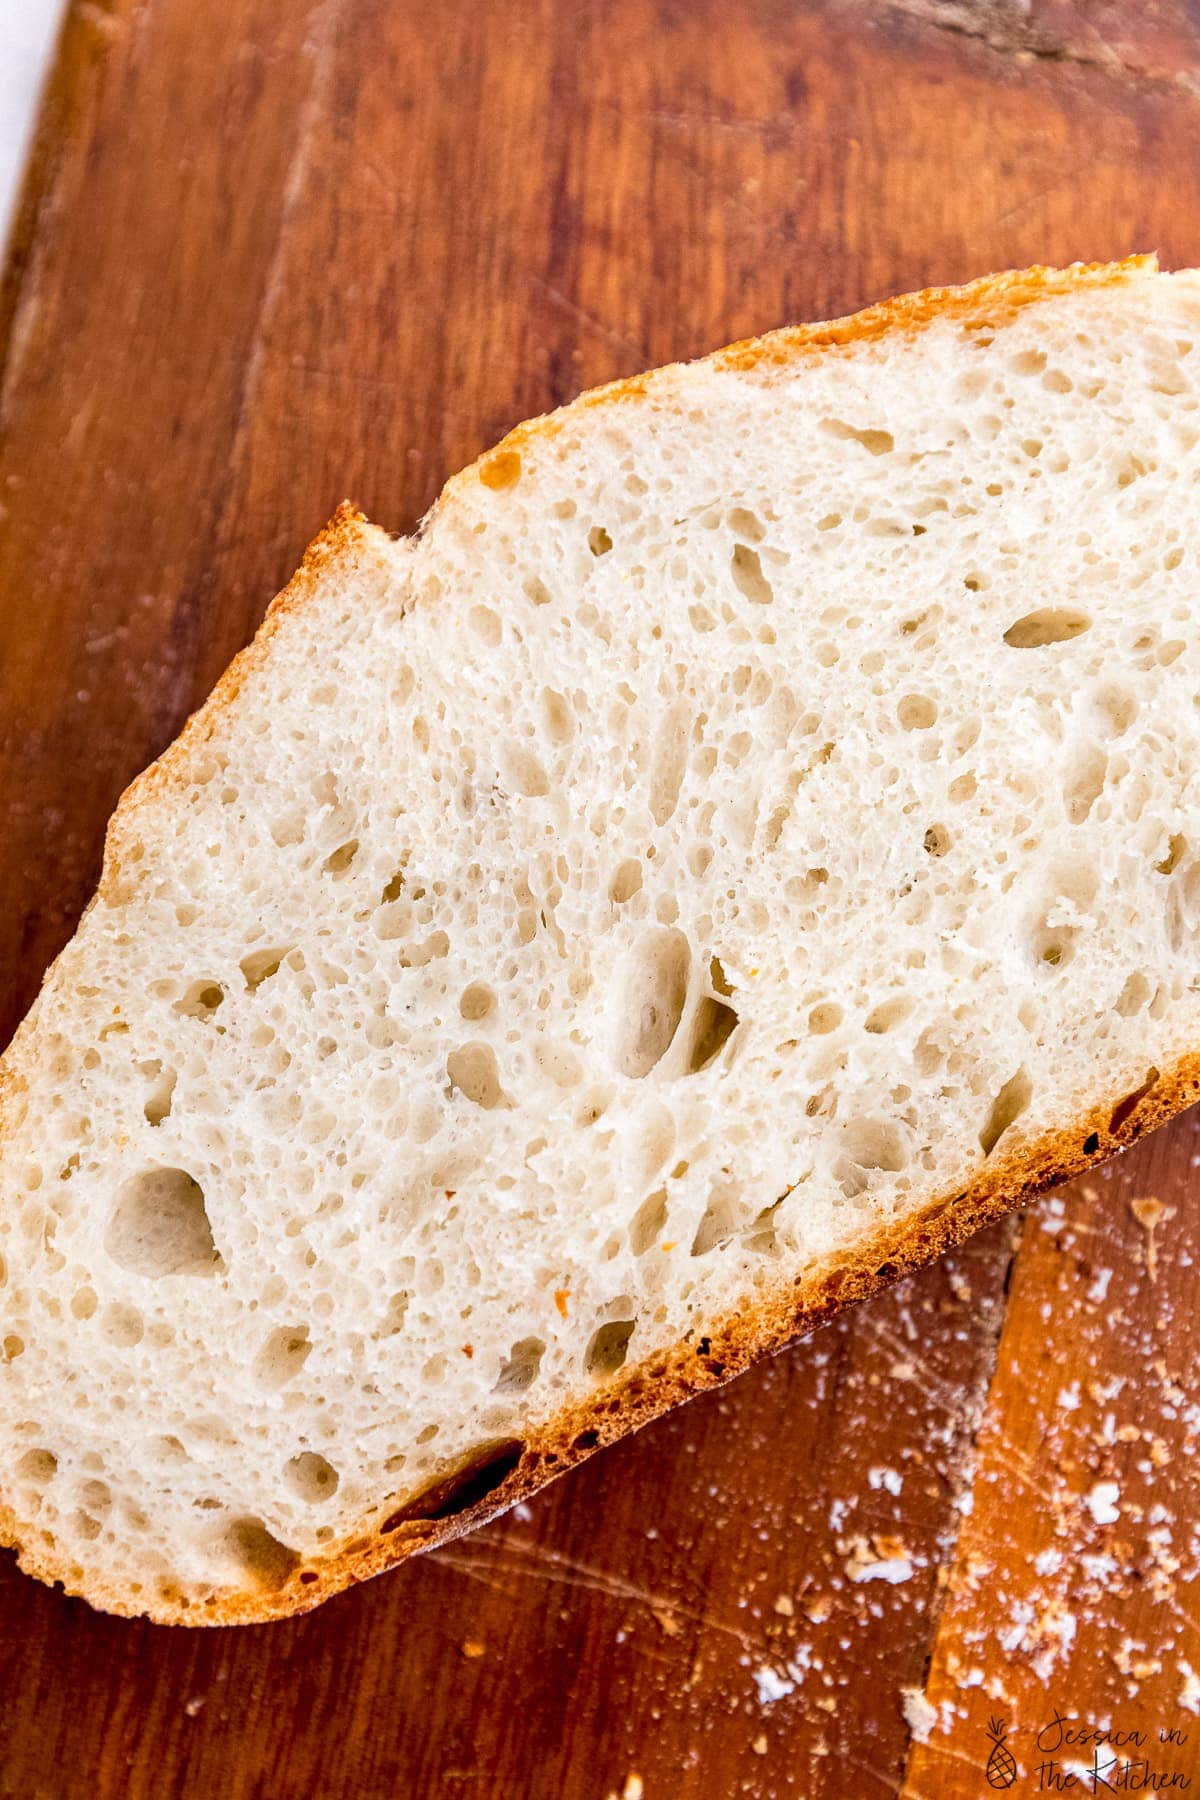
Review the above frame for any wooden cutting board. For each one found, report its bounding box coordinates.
[3,3,1200,1794]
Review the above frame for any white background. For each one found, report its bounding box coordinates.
[1,0,65,236]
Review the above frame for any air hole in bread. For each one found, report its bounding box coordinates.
[1117,454,1153,489]
[379,1291,410,1337]
[588,526,613,556]
[380,1439,524,1530]
[685,996,739,1072]
[744,1199,782,1255]
[16,1448,56,1487]
[285,1452,340,1504]
[808,1002,842,1036]
[469,604,502,645]
[224,1516,301,1591]
[322,839,359,876]
[254,1325,312,1388]
[576,1085,614,1128]
[610,859,643,904]
[979,1066,1033,1156]
[898,694,937,731]
[494,1337,546,1394]
[630,1188,668,1255]
[614,928,690,1077]
[1034,930,1073,970]
[650,706,690,823]
[728,506,766,542]
[841,1117,910,1177]
[1109,1066,1159,1135]
[447,1043,505,1109]
[819,417,894,456]
[1063,747,1107,824]
[1156,834,1187,875]
[864,995,914,1035]
[586,1318,636,1376]
[101,1302,144,1348]
[502,744,550,798]
[541,687,572,743]
[1115,970,1153,1017]
[173,981,224,1019]
[730,543,774,606]
[691,1187,741,1255]
[381,870,405,903]
[1004,608,1091,648]
[396,931,450,968]
[459,983,496,1021]
[923,824,951,857]
[240,948,289,993]
[710,955,734,997]
[140,1061,177,1126]
[105,1169,218,1279]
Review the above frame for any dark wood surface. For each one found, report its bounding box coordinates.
[3,2,1200,1794]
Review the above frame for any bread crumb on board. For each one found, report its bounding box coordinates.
[603,1776,644,1800]
[1083,1480,1121,1527]
[752,1665,797,1706]
[899,1687,938,1743]
[1129,1195,1175,1282]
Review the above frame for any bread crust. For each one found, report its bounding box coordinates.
[462,256,1155,493]
[0,256,1177,1625]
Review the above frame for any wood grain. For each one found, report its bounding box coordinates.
[2,2,1200,1795]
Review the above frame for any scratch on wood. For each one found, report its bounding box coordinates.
[983,156,1104,233]
[526,273,647,366]
[629,106,798,140]
[901,1730,990,1794]
[857,1316,978,1419]
[228,0,344,446]
[844,1748,909,1791]
[436,1534,769,1657]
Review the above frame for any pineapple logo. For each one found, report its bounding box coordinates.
[984,1717,1018,1790]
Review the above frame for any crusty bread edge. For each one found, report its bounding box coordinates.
[0,254,1176,1624]
[2,1051,1190,1624]
[443,254,1157,498]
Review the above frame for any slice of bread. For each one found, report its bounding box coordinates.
[3,256,1199,1624]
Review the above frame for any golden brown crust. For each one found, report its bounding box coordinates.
[6,1045,1186,1625]
[467,256,1155,491]
[0,256,1178,1625]
[97,503,390,879]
